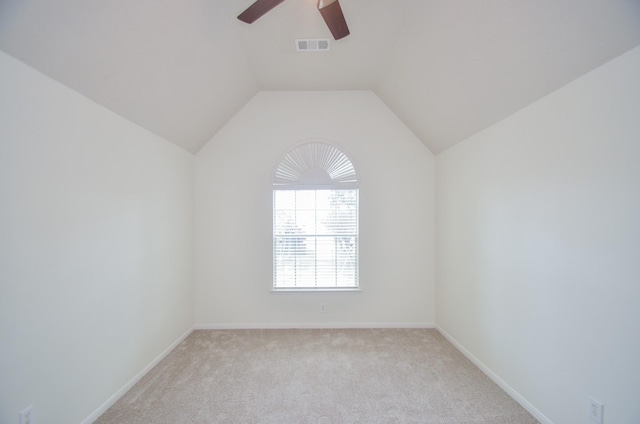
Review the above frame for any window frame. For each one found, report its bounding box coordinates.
[271,142,360,293]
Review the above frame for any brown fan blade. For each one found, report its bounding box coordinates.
[238,0,287,24]
[317,0,350,40]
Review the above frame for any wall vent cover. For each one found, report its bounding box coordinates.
[296,39,330,51]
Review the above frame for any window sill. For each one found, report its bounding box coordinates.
[271,287,362,293]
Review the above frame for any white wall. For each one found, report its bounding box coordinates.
[436,46,640,424]
[195,91,435,327]
[0,51,194,424]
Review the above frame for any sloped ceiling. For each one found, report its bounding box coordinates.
[1,0,639,154]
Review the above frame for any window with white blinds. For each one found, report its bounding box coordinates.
[273,142,358,290]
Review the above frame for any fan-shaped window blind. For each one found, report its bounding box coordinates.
[273,142,358,290]
[274,142,357,189]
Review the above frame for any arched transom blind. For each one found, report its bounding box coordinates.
[273,142,358,290]
[274,142,357,188]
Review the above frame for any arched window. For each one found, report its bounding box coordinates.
[273,142,358,290]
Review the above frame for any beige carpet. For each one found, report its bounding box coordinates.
[95,329,539,424]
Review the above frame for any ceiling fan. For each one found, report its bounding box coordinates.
[237,0,350,40]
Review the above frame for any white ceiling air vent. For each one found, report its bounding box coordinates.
[296,39,330,52]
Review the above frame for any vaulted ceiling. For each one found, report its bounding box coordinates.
[1,0,639,154]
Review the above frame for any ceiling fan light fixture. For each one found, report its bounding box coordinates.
[237,0,350,40]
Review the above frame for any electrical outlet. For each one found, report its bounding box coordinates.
[588,398,603,424]
[320,303,326,313]
[19,405,33,424]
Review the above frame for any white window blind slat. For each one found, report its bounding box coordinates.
[274,189,358,288]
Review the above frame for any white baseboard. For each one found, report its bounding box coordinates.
[82,326,194,424]
[435,325,553,424]
[195,322,436,330]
